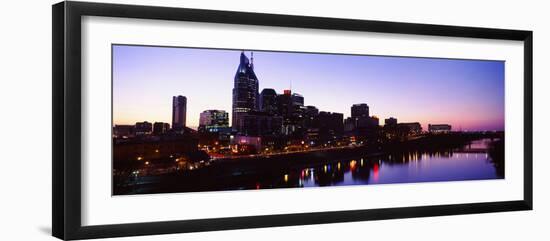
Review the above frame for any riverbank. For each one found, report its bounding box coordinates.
[113,133,504,195]
[208,132,501,169]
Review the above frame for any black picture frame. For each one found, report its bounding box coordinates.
[52,1,533,240]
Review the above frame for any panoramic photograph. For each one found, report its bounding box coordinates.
[112,45,505,195]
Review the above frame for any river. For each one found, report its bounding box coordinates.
[114,138,504,195]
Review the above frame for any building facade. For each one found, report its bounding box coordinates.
[317,111,344,142]
[198,110,229,133]
[259,88,278,115]
[384,117,398,126]
[398,122,423,135]
[135,121,153,136]
[351,103,369,118]
[428,124,452,133]
[232,52,260,133]
[113,125,135,138]
[240,111,283,137]
[172,95,187,132]
[153,122,170,135]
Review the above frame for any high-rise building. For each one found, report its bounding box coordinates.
[385,117,398,126]
[344,117,355,132]
[135,121,153,136]
[318,111,344,141]
[232,51,259,133]
[369,116,380,127]
[198,110,230,132]
[351,103,369,118]
[291,93,304,107]
[240,111,283,137]
[153,122,170,135]
[304,105,319,129]
[345,103,373,134]
[304,105,319,117]
[276,90,307,136]
[172,95,187,132]
[277,90,293,119]
[260,88,278,115]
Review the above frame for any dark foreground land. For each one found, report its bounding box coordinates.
[113,132,504,195]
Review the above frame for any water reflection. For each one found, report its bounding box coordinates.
[261,138,503,189]
[117,138,504,194]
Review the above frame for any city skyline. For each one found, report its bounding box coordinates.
[113,45,505,131]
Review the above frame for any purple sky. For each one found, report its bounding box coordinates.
[113,45,505,131]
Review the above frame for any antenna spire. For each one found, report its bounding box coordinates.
[250,52,254,69]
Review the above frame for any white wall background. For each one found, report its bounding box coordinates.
[0,0,548,240]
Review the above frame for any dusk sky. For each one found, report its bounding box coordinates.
[113,45,505,131]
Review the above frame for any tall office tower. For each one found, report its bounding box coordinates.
[318,111,344,140]
[291,93,304,107]
[260,88,278,115]
[153,122,170,135]
[303,105,319,129]
[232,51,259,132]
[351,103,369,118]
[172,95,187,132]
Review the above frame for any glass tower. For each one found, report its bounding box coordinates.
[232,51,259,132]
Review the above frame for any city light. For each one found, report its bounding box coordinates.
[112,47,505,195]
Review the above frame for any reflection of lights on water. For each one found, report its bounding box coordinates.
[349,160,357,169]
[256,183,261,189]
[324,165,328,173]
[360,158,364,166]
[350,160,357,171]
[338,162,341,170]
[373,163,380,181]
[284,174,289,182]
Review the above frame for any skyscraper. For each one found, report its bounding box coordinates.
[232,51,259,132]
[351,103,369,118]
[260,88,278,115]
[291,93,304,107]
[318,111,344,142]
[172,95,187,132]
[153,122,170,135]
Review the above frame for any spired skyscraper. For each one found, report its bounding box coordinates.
[232,51,259,133]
